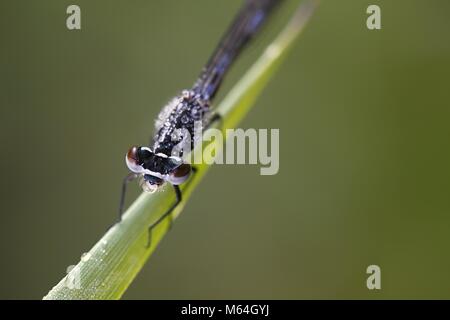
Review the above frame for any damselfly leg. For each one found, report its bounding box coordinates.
[118,172,139,221]
[206,113,223,130]
[146,185,181,248]
[145,166,198,248]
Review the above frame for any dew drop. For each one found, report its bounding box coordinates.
[181,114,190,124]
[81,252,91,262]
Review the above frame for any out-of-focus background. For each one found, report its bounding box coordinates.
[1,0,450,299]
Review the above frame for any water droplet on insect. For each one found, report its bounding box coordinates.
[176,103,185,111]
[191,108,202,120]
[181,114,190,124]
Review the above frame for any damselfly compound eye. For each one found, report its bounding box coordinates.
[126,146,144,173]
[168,163,191,185]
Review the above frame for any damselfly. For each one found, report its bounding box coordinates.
[120,0,283,246]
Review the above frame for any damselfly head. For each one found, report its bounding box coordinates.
[125,146,192,186]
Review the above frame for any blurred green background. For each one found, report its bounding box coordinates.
[1,0,450,299]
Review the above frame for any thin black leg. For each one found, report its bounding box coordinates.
[145,164,199,248]
[206,113,223,130]
[118,172,139,222]
[146,184,182,248]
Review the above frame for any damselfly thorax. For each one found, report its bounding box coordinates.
[152,90,211,157]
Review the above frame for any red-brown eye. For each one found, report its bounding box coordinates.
[168,163,191,185]
[126,146,143,173]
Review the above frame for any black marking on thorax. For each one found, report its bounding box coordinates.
[141,152,179,175]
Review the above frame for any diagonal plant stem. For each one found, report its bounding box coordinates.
[44,0,318,300]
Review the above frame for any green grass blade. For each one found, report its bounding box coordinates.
[44,0,318,300]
